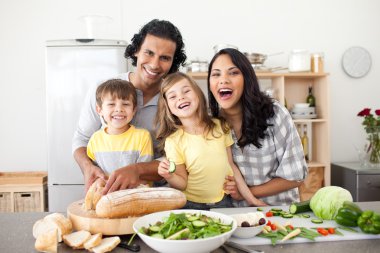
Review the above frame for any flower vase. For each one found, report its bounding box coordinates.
[366,127,380,168]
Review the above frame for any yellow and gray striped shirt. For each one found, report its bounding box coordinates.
[87,125,153,174]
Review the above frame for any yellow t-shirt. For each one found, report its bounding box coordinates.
[164,119,234,203]
[87,125,153,175]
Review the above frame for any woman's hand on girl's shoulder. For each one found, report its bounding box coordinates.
[224,175,243,200]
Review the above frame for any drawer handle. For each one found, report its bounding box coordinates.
[0,194,3,198]
[20,193,32,198]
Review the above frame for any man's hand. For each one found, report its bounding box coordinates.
[224,175,243,200]
[83,164,107,193]
[102,164,141,194]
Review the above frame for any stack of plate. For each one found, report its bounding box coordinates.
[291,103,317,119]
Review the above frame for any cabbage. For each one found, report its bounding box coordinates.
[309,186,353,220]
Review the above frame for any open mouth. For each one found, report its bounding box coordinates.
[178,102,190,109]
[112,115,126,120]
[144,67,159,77]
[218,88,233,98]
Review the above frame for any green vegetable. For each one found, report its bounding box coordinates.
[289,200,312,214]
[281,213,294,219]
[139,212,233,239]
[334,201,362,227]
[310,186,353,220]
[311,219,323,224]
[357,210,380,234]
[169,161,176,173]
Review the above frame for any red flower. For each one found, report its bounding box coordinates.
[358,108,371,117]
[375,110,380,116]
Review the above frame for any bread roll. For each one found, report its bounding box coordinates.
[95,187,186,218]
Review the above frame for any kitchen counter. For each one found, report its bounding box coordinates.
[1,202,379,253]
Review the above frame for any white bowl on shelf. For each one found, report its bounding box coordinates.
[133,209,237,253]
[294,103,310,108]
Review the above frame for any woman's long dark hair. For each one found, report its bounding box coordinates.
[207,48,274,148]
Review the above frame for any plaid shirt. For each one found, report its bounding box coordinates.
[231,102,307,206]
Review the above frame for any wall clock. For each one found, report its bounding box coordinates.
[342,46,371,78]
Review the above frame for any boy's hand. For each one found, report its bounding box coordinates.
[102,164,140,194]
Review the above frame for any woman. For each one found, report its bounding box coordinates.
[207,48,307,206]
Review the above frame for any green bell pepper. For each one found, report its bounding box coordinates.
[334,201,362,227]
[357,210,380,234]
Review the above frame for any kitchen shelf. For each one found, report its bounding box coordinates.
[188,71,330,200]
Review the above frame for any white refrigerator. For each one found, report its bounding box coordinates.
[45,39,128,212]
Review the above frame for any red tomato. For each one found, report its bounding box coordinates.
[266,220,272,226]
[265,211,274,217]
[317,228,329,236]
[328,228,335,234]
[270,223,277,231]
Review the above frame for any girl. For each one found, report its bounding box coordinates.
[156,72,266,210]
[208,48,307,206]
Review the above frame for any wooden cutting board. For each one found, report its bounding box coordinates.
[67,200,139,235]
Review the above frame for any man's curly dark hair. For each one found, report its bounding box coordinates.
[125,19,187,74]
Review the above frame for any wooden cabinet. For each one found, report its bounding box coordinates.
[0,172,48,212]
[188,71,330,199]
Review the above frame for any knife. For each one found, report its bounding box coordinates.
[224,241,264,253]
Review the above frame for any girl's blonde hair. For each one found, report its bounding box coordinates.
[155,72,223,153]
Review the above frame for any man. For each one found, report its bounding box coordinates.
[72,19,187,194]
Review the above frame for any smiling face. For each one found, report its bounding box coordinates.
[209,54,244,112]
[97,94,136,135]
[133,34,177,91]
[165,79,200,121]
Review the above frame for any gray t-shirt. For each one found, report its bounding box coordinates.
[72,72,160,158]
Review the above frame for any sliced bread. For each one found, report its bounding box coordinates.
[84,178,106,210]
[91,236,121,253]
[83,233,102,250]
[63,230,92,249]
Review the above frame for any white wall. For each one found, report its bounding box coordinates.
[1,0,379,172]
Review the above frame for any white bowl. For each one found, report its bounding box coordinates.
[230,213,266,239]
[294,103,310,108]
[133,209,237,253]
[232,223,266,239]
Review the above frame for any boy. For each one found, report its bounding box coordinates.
[87,79,153,185]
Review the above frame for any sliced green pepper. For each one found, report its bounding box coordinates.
[358,210,380,234]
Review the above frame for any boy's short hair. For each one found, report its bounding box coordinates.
[96,79,137,108]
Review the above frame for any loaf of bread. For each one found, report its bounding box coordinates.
[33,213,73,242]
[95,187,187,218]
[84,178,106,211]
[34,228,58,253]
